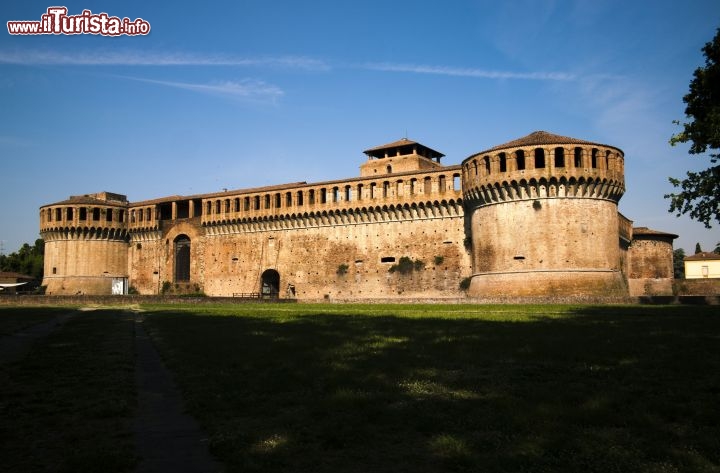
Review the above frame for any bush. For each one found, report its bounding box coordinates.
[389,257,424,275]
[337,263,349,276]
[161,281,172,294]
[459,277,472,291]
[434,255,444,266]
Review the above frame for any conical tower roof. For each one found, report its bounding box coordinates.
[468,131,622,159]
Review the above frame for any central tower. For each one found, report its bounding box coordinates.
[462,131,627,297]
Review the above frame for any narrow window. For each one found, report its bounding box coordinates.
[516,150,526,170]
[297,191,304,206]
[265,195,271,209]
[55,208,62,221]
[254,195,260,210]
[383,181,389,198]
[453,174,460,190]
[225,199,230,213]
[345,186,351,202]
[591,148,598,168]
[286,192,292,207]
[332,187,340,203]
[484,156,490,175]
[275,193,281,208]
[234,198,240,212]
[321,188,327,204]
[534,148,545,168]
[554,147,565,168]
[499,153,507,172]
[244,197,250,211]
[387,165,392,174]
[574,147,583,167]
[357,184,363,201]
[309,189,315,205]
[67,208,73,221]
[118,210,123,223]
[381,256,396,263]
[438,175,446,193]
[424,177,432,194]
[370,183,376,199]
[410,178,416,195]
[215,200,221,213]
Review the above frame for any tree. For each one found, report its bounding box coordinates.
[0,239,44,281]
[673,248,686,279]
[715,242,720,254]
[666,28,720,228]
[695,242,703,254]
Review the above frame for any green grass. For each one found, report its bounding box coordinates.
[140,304,720,473]
[0,307,72,335]
[0,309,136,473]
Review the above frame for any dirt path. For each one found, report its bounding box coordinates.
[134,316,224,473]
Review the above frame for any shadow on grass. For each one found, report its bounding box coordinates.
[144,305,720,473]
[0,307,74,335]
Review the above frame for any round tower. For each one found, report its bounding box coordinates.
[462,131,627,297]
[40,192,129,295]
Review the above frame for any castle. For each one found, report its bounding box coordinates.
[39,131,678,300]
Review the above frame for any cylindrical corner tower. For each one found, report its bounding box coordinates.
[462,131,627,297]
[40,193,129,295]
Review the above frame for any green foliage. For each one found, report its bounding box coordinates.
[336,263,349,276]
[161,281,172,294]
[673,248,686,279]
[389,256,424,275]
[0,238,44,281]
[715,242,720,254]
[128,286,139,295]
[695,242,703,254]
[434,255,444,266]
[459,276,472,291]
[667,28,720,228]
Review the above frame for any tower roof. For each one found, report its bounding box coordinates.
[363,138,444,160]
[470,131,623,158]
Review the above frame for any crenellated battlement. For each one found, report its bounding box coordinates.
[462,131,625,207]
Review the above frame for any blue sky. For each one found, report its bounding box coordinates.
[1,0,719,255]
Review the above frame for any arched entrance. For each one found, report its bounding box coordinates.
[260,269,280,299]
[174,235,191,282]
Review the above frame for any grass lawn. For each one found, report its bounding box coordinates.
[0,309,136,473]
[0,307,73,335]
[140,304,720,473]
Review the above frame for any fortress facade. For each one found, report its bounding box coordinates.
[39,131,677,300]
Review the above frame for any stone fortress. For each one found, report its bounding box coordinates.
[39,131,678,300]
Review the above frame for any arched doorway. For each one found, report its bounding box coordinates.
[261,269,280,299]
[174,235,191,282]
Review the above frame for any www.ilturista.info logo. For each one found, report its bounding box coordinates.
[7,7,150,36]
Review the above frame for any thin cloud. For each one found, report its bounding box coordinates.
[0,49,329,70]
[364,62,576,81]
[120,76,284,103]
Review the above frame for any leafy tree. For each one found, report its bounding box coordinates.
[666,28,720,228]
[695,242,703,254]
[673,248,686,279]
[715,242,720,254]
[0,238,44,281]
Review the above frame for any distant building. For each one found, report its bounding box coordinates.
[684,252,720,279]
[0,272,34,294]
[39,131,678,299]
